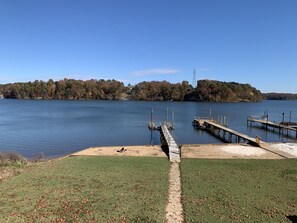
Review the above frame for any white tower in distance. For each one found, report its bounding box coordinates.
[192,69,197,88]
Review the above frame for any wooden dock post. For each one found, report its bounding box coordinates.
[256,136,260,145]
[229,133,232,143]
[172,111,174,129]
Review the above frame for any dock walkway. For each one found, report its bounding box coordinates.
[160,123,180,162]
[194,118,261,146]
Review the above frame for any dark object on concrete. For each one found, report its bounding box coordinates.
[117,147,126,153]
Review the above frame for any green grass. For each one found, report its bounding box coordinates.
[181,159,297,223]
[0,156,170,222]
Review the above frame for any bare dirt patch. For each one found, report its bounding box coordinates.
[71,145,167,158]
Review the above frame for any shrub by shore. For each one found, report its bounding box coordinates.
[0,152,28,181]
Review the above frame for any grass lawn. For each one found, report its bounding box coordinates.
[181,159,297,223]
[0,156,170,222]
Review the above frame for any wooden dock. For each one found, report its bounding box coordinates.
[193,118,262,146]
[160,123,180,162]
[247,116,297,138]
[193,118,296,158]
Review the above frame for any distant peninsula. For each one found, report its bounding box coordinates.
[262,93,297,100]
[0,78,263,102]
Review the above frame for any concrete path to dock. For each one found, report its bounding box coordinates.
[165,162,184,223]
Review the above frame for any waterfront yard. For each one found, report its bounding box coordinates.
[0,156,169,222]
[1,154,297,223]
[181,159,297,223]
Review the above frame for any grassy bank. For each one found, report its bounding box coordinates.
[181,159,297,223]
[0,156,169,222]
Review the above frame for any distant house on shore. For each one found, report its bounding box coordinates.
[0,94,4,99]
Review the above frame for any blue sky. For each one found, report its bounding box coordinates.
[0,0,296,93]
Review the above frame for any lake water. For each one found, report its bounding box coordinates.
[0,100,296,158]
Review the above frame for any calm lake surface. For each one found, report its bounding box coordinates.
[0,100,296,158]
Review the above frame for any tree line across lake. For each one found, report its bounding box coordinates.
[0,78,292,102]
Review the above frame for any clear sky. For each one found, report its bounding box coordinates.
[0,0,296,93]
